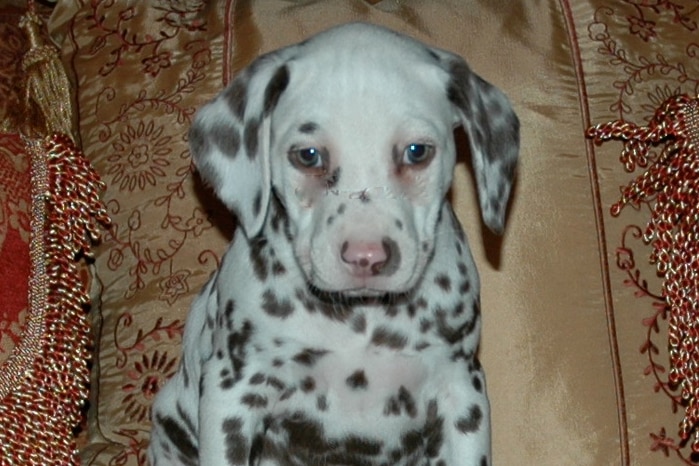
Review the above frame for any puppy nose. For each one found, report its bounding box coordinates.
[341,238,396,276]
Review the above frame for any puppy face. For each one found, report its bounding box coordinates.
[268,41,458,295]
[189,23,519,297]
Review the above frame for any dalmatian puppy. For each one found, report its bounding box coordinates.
[149,22,519,466]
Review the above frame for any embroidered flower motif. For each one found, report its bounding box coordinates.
[159,270,191,305]
[627,15,656,41]
[643,85,682,116]
[108,120,172,192]
[127,144,149,169]
[186,207,210,237]
[155,0,207,31]
[122,351,177,422]
[143,51,172,77]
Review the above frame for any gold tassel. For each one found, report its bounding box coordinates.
[0,3,111,463]
[19,7,75,139]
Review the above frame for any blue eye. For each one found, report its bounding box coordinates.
[403,143,435,165]
[290,147,324,169]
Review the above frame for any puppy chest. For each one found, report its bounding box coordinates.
[251,348,442,464]
[285,346,430,412]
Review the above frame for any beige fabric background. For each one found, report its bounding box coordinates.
[47,0,699,464]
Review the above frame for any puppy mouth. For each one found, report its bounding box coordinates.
[306,282,415,307]
[303,259,425,305]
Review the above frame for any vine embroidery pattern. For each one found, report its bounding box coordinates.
[588,3,699,119]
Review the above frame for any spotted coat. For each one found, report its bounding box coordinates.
[149,22,519,466]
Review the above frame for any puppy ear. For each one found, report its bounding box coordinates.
[443,56,520,235]
[189,50,294,238]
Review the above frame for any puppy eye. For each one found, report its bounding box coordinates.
[402,143,435,166]
[289,147,324,170]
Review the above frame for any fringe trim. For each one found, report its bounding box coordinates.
[587,94,699,452]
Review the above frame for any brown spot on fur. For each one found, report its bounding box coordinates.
[241,393,268,409]
[456,405,483,434]
[263,65,289,116]
[345,370,368,390]
[292,348,329,366]
[371,327,407,350]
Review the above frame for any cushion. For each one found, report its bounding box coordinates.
[48,0,699,464]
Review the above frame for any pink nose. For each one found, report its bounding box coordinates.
[341,240,390,276]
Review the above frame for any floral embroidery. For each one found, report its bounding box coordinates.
[645,84,683,114]
[122,350,177,422]
[627,15,656,41]
[110,430,149,466]
[186,207,209,237]
[588,4,699,118]
[143,51,172,77]
[159,270,191,305]
[107,120,172,192]
[85,0,208,77]
[114,314,184,370]
[155,0,208,31]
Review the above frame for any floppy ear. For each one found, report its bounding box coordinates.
[188,49,294,238]
[442,56,520,235]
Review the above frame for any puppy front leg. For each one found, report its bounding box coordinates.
[438,365,491,466]
[198,359,268,466]
[148,369,200,466]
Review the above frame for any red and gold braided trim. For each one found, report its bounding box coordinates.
[0,133,110,465]
[587,94,699,451]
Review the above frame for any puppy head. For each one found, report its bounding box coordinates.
[190,22,519,295]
